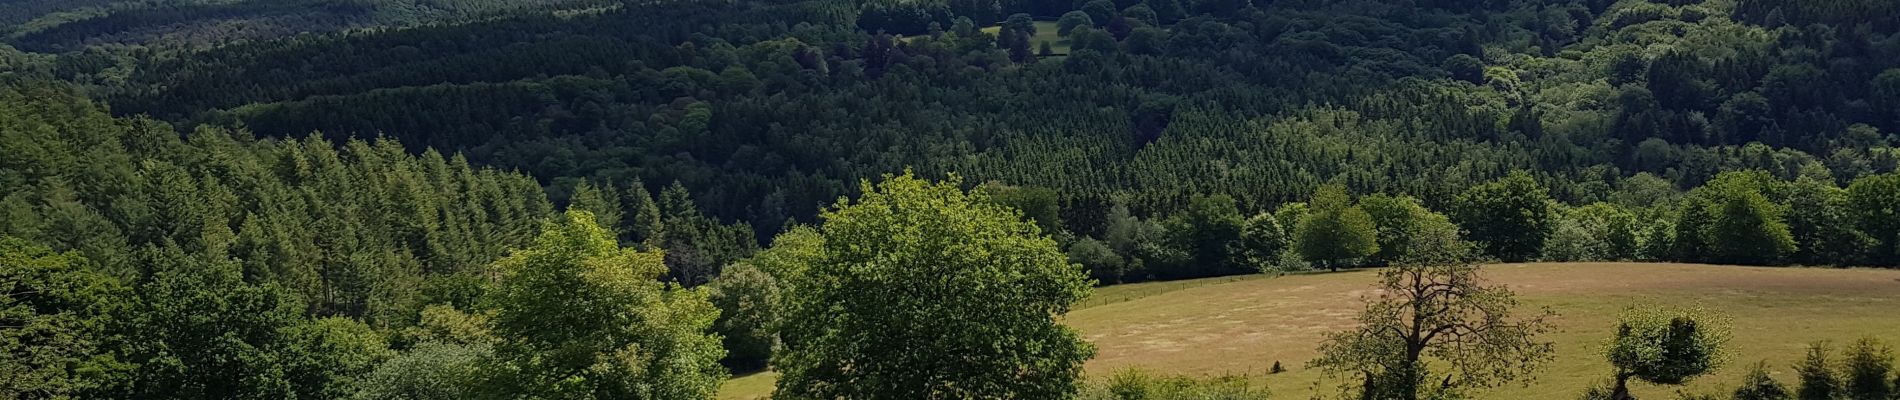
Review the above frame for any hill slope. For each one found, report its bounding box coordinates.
[1069,263,1900,399]
[723,263,1900,399]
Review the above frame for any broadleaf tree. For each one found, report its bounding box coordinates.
[773,172,1095,399]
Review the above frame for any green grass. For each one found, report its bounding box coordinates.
[719,263,1900,399]
[718,371,776,400]
[979,21,1070,55]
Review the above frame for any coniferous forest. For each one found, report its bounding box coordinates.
[5,0,1900,398]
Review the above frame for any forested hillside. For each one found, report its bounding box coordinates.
[0,0,611,52]
[6,0,1900,398]
[42,0,1894,237]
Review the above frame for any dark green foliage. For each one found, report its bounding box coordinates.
[1785,178,1870,266]
[1070,236,1130,283]
[1848,174,1900,266]
[1444,54,1484,84]
[1842,338,1894,400]
[983,182,1064,235]
[1058,10,1093,36]
[1797,342,1840,400]
[1734,362,1792,400]
[1452,172,1554,262]
[1162,194,1250,279]
[1707,182,1796,266]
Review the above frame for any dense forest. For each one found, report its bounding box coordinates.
[5,0,1900,398]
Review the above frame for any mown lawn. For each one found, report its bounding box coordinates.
[722,263,1900,399]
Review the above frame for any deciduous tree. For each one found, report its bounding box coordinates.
[773,173,1094,399]
[484,211,727,399]
[1310,234,1552,400]
[1451,172,1554,262]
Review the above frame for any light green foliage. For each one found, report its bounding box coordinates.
[400,304,496,346]
[773,172,1094,399]
[747,226,823,279]
[484,210,727,399]
[1239,212,1287,271]
[282,317,396,399]
[353,341,493,400]
[0,236,130,399]
[1544,203,1639,262]
[1842,337,1894,400]
[1080,369,1269,400]
[1294,185,1378,269]
[1358,193,1458,265]
[706,262,779,372]
[1310,242,1553,400]
[1452,172,1555,262]
[1734,362,1792,400]
[1604,307,1731,397]
[1273,203,1308,240]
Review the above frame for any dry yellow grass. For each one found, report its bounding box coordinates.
[723,263,1900,399]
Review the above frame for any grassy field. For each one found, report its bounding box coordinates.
[721,263,1900,399]
[979,21,1070,55]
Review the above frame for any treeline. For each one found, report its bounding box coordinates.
[0,0,609,52]
[43,0,1893,248]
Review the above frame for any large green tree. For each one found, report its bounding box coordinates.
[1602,307,1729,400]
[1294,185,1379,271]
[1163,194,1249,278]
[773,173,1095,399]
[1848,174,1900,266]
[1677,171,1796,265]
[0,236,131,399]
[1310,231,1552,400]
[1451,172,1555,262]
[1785,178,1870,266]
[1358,193,1459,265]
[483,211,727,399]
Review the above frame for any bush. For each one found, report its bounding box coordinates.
[1733,362,1792,400]
[1842,337,1894,400]
[706,263,780,372]
[1081,369,1269,400]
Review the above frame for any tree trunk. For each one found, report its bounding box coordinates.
[1610,373,1635,400]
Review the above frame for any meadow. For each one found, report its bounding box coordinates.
[722,263,1900,399]
[978,20,1070,55]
